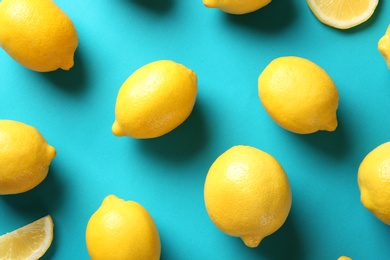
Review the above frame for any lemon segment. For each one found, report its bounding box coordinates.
[0,120,56,195]
[0,0,78,72]
[86,195,161,260]
[0,215,54,260]
[358,142,390,225]
[112,60,197,139]
[203,0,271,14]
[307,0,379,29]
[378,26,390,69]
[258,56,339,134]
[204,145,292,247]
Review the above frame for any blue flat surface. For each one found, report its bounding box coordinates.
[1,0,390,259]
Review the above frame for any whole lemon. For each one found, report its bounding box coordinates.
[203,0,271,15]
[86,194,161,260]
[112,60,197,139]
[0,0,78,72]
[204,145,292,247]
[0,120,56,195]
[358,141,390,225]
[258,56,339,134]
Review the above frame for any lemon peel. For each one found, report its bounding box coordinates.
[204,145,292,247]
[0,120,56,195]
[358,142,390,225]
[86,194,161,260]
[258,56,339,134]
[112,60,197,139]
[0,0,78,72]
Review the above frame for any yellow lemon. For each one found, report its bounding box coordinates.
[338,256,352,260]
[204,145,292,247]
[0,215,54,260]
[86,194,161,260]
[358,141,390,225]
[0,120,56,195]
[258,56,339,134]
[203,0,271,15]
[378,25,390,69]
[307,0,378,30]
[112,60,197,139]
[0,0,78,72]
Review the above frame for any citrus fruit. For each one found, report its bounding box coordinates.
[112,60,197,139]
[358,141,390,225]
[0,0,78,72]
[307,0,379,30]
[86,194,161,260]
[378,25,390,69]
[0,120,56,195]
[338,256,352,260]
[202,0,271,15]
[0,215,54,260]
[204,145,292,247]
[258,56,339,134]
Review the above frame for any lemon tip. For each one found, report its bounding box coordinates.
[240,235,263,248]
[112,121,125,137]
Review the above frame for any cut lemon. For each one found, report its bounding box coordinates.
[307,0,379,29]
[0,215,54,260]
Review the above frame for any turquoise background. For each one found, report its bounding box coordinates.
[1,0,390,259]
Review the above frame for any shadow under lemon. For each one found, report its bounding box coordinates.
[224,0,297,33]
[130,0,175,14]
[39,48,89,95]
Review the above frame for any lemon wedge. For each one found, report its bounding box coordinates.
[0,215,54,260]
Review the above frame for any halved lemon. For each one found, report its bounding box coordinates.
[0,215,54,260]
[307,0,379,29]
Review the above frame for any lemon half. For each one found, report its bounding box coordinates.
[307,0,379,29]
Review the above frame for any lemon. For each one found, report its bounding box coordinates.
[204,145,292,247]
[378,25,390,69]
[0,215,54,260]
[0,120,56,195]
[358,141,390,225]
[86,194,161,260]
[258,56,339,134]
[307,0,379,30]
[0,0,78,72]
[202,0,271,14]
[338,256,352,260]
[112,60,197,139]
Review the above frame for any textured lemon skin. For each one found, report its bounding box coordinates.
[0,0,78,72]
[112,60,197,139]
[378,25,390,69]
[307,0,378,30]
[86,195,161,260]
[258,56,339,134]
[358,142,390,225]
[0,120,56,195]
[203,0,271,15]
[204,145,292,247]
